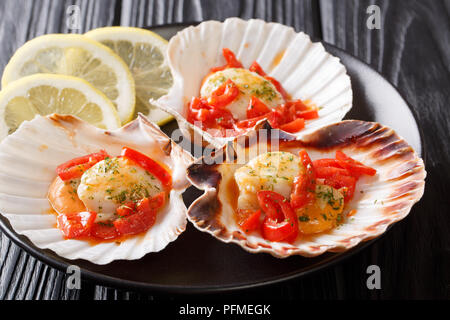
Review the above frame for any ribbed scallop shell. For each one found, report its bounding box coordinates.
[186,120,426,257]
[0,114,193,264]
[155,18,352,148]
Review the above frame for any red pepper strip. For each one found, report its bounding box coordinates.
[315,166,351,179]
[286,99,310,111]
[296,109,319,120]
[249,61,289,100]
[265,76,289,100]
[207,79,239,108]
[257,191,284,221]
[91,222,120,240]
[238,209,261,233]
[312,159,344,168]
[121,147,172,188]
[246,96,271,119]
[116,201,136,218]
[236,115,267,129]
[257,191,298,243]
[335,151,377,177]
[210,48,243,72]
[266,107,287,128]
[113,194,164,236]
[249,61,267,76]
[324,175,357,202]
[290,150,316,209]
[187,97,210,123]
[187,96,236,129]
[146,192,166,210]
[57,211,97,239]
[56,150,109,181]
[279,118,305,133]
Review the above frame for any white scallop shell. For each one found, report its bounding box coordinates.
[0,114,193,264]
[155,18,352,148]
[186,120,426,257]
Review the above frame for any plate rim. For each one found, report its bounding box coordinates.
[0,21,426,294]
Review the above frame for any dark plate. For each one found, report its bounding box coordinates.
[0,23,424,294]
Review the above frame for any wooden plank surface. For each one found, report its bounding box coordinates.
[319,0,450,299]
[0,0,118,300]
[0,0,448,300]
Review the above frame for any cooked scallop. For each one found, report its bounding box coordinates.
[234,151,303,209]
[200,68,285,120]
[77,157,163,217]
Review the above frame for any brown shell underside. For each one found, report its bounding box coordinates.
[186,120,426,257]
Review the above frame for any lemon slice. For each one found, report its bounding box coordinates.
[0,74,121,140]
[1,34,135,124]
[85,27,174,126]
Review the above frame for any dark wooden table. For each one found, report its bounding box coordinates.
[0,0,448,300]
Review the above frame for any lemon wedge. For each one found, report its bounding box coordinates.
[0,74,121,140]
[85,27,174,126]
[1,34,135,124]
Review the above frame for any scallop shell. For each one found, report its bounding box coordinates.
[0,114,193,264]
[186,120,426,257]
[155,18,352,148]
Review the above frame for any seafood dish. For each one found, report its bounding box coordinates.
[186,121,426,257]
[156,18,352,147]
[0,114,193,264]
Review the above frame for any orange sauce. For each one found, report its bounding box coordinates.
[225,176,241,224]
[271,50,286,69]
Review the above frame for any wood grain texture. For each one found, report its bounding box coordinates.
[0,0,118,300]
[320,0,450,299]
[0,0,448,300]
[120,0,321,37]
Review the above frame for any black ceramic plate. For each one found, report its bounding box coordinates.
[0,23,424,294]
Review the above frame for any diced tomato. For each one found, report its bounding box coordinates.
[116,201,136,217]
[257,191,298,243]
[57,211,97,239]
[279,118,305,133]
[290,150,316,209]
[237,209,261,233]
[91,222,120,240]
[335,151,377,177]
[210,48,243,72]
[207,79,239,108]
[121,147,172,188]
[56,150,109,181]
[249,61,267,76]
[246,96,271,119]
